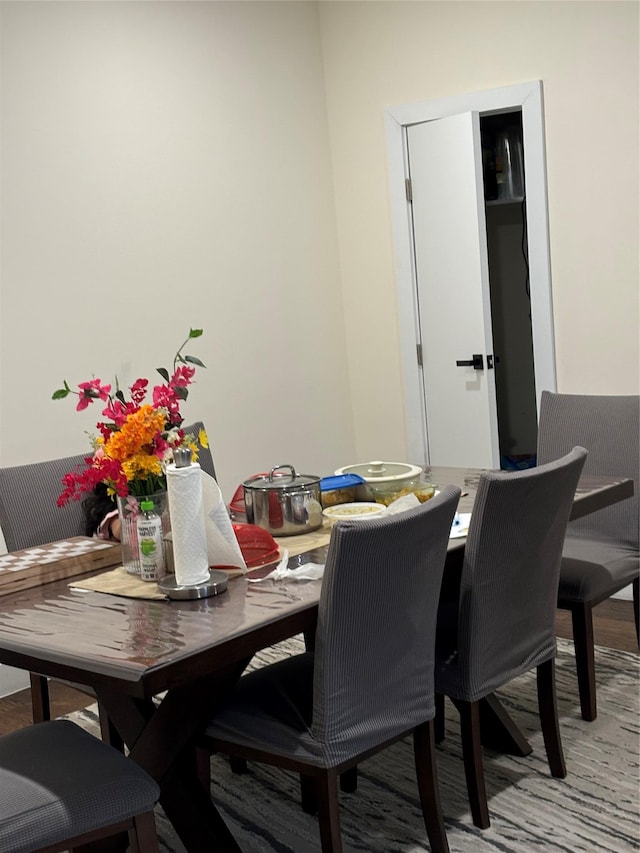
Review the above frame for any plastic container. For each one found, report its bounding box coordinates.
[320,474,365,508]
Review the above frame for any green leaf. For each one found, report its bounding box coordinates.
[52,388,70,400]
[174,385,188,401]
[157,367,170,383]
[189,329,203,339]
[184,355,206,368]
[115,389,126,404]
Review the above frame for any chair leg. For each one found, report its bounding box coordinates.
[196,747,212,792]
[315,769,342,853]
[633,577,639,648]
[458,700,490,829]
[129,810,160,853]
[536,658,566,778]
[340,766,358,793]
[414,720,450,853]
[300,773,318,814]
[434,693,445,743]
[570,603,597,721]
[230,757,249,775]
[30,673,51,723]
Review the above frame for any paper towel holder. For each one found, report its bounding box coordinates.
[157,569,229,600]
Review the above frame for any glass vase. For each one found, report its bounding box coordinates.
[117,490,171,576]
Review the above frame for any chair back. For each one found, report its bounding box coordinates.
[451,447,587,700]
[0,453,88,552]
[182,420,216,480]
[537,391,639,550]
[311,485,460,764]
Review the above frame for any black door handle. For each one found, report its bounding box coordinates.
[456,354,484,370]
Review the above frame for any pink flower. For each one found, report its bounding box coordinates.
[170,366,195,388]
[152,384,178,410]
[130,378,148,405]
[102,399,138,428]
[76,379,111,411]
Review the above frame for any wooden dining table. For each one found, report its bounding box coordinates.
[0,466,633,853]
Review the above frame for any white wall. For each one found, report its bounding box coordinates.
[318,0,639,461]
[0,1,355,501]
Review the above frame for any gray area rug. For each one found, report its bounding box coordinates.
[66,637,639,852]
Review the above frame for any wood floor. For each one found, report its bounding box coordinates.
[0,598,636,737]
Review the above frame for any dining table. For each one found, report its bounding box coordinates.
[0,466,633,853]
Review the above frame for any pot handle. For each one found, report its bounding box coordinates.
[269,464,296,482]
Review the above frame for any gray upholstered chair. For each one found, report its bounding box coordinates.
[199,486,461,853]
[537,391,639,721]
[0,452,87,552]
[434,447,587,830]
[0,719,160,852]
[183,420,217,480]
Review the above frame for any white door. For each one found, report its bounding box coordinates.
[407,112,500,468]
[385,81,556,470]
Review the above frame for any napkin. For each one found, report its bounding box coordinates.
[166,462,210,586]
[201,472,246,572]
[450,512,471,538]
[247,549,325,582]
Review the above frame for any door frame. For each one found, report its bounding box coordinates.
[385,80,557,464]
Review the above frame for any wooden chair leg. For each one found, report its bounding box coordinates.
[633,577,639,647]
[196,747,212,792]
[570,603,597,721]
[315,769,342,853]
[434,692,445,743]
[536,658,566,778]
[30,673,51,723]
[129,810,160,853]
[300,773,318,814]
[339,766,357,793]
[458,700,490,829]
[414,720,450,853]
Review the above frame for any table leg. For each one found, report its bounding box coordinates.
[96,661,249,853]
[478,694,532,756]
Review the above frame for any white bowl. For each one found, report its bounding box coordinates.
[322,502,386,525]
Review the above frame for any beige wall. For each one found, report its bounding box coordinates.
[318,0,639,461]
[1,0,638,497]
[0,1,354,500]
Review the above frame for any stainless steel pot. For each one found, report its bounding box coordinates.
[242,464,323,537]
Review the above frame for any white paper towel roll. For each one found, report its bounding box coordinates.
[166,462,210,586]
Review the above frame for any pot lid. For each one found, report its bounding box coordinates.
[242,464,320,491]
[334,461,423,483]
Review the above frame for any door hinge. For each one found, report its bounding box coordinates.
[405,178,412,203]
[416,343,423,366]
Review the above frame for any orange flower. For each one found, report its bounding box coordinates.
[105,406,166,463]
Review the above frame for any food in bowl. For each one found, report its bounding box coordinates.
[322,502,386,525]
[368,482,437,507]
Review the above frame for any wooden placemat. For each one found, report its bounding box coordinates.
[273,522,332,557]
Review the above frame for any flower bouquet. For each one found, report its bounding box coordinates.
[53,329,207,574]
